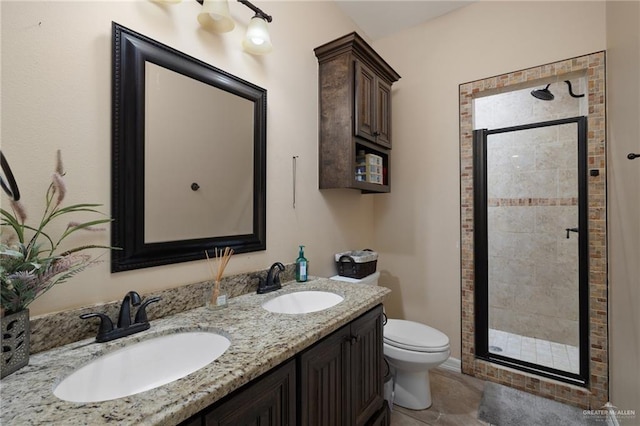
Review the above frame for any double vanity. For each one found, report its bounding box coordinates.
[0,278,389,425]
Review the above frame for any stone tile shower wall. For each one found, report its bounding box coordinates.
[460,52,607,409]
[487,198,579,345]
[476,86,583,346]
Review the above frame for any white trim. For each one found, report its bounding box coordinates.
[438,356,461,373]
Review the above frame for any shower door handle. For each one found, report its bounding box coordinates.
[566,227,579,239]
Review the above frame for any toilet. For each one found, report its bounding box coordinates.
[330,271,450,410]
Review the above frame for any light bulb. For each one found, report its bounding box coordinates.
[242,16,272,55]
[198,0,235,33]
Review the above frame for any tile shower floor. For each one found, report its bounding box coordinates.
[488,328,579,373]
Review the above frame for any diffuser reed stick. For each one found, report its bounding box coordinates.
[205,247,233,307]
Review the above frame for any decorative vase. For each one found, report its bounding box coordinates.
[1,309,30,379]
[205,283,228,311]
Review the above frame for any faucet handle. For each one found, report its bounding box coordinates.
[255,275,267,294]
[80,312,114,338]
[272,274,282,286]
[134,296,161,324]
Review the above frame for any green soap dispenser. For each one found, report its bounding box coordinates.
[296,245,308,282]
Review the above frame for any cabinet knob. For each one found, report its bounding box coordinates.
[373,131,380,137]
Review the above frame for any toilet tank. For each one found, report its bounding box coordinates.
[330,271,380,286]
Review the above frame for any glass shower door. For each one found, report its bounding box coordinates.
[474,117,588,385]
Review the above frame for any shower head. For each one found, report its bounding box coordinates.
[531,81,585,101]
[531,84,554,101]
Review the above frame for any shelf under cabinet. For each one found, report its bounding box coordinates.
[354,181,390,193]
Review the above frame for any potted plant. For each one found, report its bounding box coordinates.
[0,150,111,378]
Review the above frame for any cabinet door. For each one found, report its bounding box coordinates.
[355,61,377,143]
[355,62,392,149]
[374,79,392,148]
[350,306,385,426]
[204,359,296,426]
[299,325,351,426]
[366,403,390,426]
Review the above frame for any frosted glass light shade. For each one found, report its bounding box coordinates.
[242,16,272,55]
[198,0,235,33]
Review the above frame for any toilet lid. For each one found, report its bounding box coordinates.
[384,319,450,353]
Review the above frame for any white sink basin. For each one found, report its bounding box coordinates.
[262,291,344,314]
[54,331,230,403]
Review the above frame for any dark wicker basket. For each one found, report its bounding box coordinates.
[335,249,378,279]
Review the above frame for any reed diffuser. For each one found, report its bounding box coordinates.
[205,247,233,310]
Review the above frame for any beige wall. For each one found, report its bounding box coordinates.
[1,1,375,315]
[607,0,640,416]
[371,1,606,360]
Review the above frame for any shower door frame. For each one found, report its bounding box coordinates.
[473,116,590,386]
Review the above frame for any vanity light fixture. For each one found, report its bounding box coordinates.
[242,14,272,54]
[198,0,235,33]
[196,0,273,54]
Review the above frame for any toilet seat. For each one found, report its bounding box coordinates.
[384,319,450,353]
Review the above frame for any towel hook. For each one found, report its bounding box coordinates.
[292,156,299,209]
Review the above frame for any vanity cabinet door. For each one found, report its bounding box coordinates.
[367,403,390,426]
[203,359,296,426]
[299,305,385,426]
[299,325,352,426]
[350,305,385,426]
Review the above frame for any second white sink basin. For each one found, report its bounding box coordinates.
[262,291,344,314]
[54,331,230,403]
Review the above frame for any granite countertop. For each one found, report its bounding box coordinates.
[0,278,389,425]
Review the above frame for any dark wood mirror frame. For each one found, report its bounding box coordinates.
[111,22,266,272]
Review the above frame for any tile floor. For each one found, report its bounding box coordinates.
[488,328,579,373]
[389,368,488,425]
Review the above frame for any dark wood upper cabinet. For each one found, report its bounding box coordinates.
[315,32,400,194]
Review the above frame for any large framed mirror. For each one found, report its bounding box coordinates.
[111,23,266,272]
